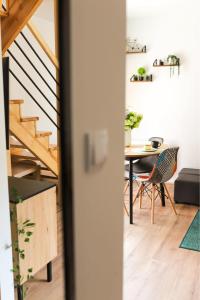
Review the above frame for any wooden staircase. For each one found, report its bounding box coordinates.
[0,0,9,17]
[1,0,43,54]
[10,100,58,176]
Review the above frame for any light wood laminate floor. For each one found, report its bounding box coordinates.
[123,183,200,300]
[16,184,199,300]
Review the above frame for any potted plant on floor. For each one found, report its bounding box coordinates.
[124,111,143,146]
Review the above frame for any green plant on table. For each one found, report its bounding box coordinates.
[124,111,143,131]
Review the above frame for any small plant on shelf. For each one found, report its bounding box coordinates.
[130,67,152,82]
[153,55,180,77]
[167,55,180,76]
[137,67,146,80]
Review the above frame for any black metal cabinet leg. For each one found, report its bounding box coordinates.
[129,159,133,224]
[47,261,53,282]
[17,285,23,300]
[160,183,165,207]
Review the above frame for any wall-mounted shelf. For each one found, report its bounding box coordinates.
[126,46,147,54]
[126,38,147,54]
[153,57,180,76]
[153,64,179,67]
[130,74,153,83]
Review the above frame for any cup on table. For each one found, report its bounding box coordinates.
[144,141,152,151]
[151,140,161,149]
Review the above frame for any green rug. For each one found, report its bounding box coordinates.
[180,210,200,252]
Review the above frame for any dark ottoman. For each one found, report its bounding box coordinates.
[174,169,200,206]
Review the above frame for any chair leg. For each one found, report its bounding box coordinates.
[123,181,129,216]
[124,180,129,194]
[163,183,177,215]
[133,184,143,205]
[151,184,155,224]
[139,183,144,209]
[123,202,129,216]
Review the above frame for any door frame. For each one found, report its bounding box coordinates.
[59,1,75,300]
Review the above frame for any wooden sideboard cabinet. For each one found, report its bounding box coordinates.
[8,177,57,299]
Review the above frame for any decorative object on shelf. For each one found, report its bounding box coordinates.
[126,38,146,54]
[167,55,180,76]
[153,55,180,77]
[124,111,143,146]
[130,67,153,83]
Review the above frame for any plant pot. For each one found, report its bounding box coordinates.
[146,75,150,81]
[125,130,132,147]
[139,76,144,81]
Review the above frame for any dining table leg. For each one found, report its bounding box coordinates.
[160,183,165,206]
[129,158,133,224]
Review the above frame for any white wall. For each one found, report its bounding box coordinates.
[0,27,15,300]
[126,5,200,176]
[9,2,57,144]
[70,0,125,299]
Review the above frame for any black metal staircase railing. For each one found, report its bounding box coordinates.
[7,26,60,130]
[20,31,60,86]
[13,39,59,100]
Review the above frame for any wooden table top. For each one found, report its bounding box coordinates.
[125,144,168,159]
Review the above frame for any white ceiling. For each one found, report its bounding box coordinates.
[126,0,184,18]
[35,0,187,21]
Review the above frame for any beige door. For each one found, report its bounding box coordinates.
[62,0,126,299]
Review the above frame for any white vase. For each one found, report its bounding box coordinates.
[125,130,132,146]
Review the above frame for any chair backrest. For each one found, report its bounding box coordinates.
[148,147,179,183]
[149,137,164,144]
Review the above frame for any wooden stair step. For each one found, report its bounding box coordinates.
[41,169,57,179]
[36,131,52,138]
[10,136,24,149]
[21,116,39,122]
[11,148,36,160]
[0,11,8,17]
[10,111,58,175]
[10,99,24,104]
[49,144,57,151]
[12,160,40,178]
[10,144,26,149]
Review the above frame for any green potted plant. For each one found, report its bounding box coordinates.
[137,67,146,81]
[167,55,180,77]
[124,111,143,146]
